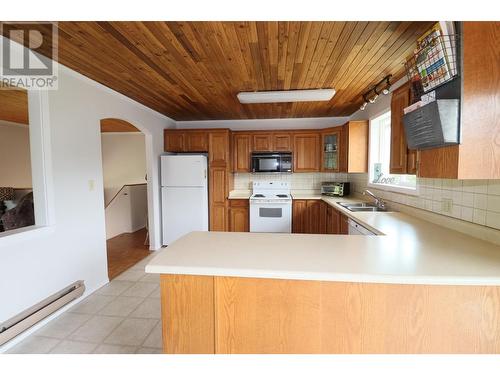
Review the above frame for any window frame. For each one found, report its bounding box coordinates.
[367,109,419,196]
[0,89,55,243]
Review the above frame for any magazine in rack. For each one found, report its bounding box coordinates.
[414,22,456,92]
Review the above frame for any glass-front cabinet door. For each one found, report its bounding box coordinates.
[321,129,341,172]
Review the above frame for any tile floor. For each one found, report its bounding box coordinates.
[7,254,162,354]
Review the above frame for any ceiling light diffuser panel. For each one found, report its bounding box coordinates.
[237,89,336,104]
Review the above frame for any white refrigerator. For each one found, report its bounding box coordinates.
[161,154,208,246]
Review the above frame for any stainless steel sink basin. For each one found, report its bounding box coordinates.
[339,202,377,208]
[336,201,389,212]
[347,206,388,212]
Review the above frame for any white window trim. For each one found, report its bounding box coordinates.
[0,89,55,245]
[367,181,420,196]
[367,109,419,197]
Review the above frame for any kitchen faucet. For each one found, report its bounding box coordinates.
[363,189,386,210]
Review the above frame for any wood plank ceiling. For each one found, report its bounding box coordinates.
[0,89,29,124]
[2,22,435,121]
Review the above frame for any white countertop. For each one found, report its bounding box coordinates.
[146,196,500,286]
[228,190,252,199]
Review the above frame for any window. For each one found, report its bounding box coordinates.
[368,111,417,194]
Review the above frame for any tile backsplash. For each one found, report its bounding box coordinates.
[349,173,500,231]
[233,172,349,192]
[234,172,500,231]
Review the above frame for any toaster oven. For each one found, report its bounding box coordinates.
[321,182,350,197]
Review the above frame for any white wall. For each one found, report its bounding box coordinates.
[176,116,350,131]
[101,133,146,205]
[0,36,175,325]
[105,184,147,239]
[0,121,32,188]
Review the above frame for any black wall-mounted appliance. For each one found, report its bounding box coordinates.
[251,152,293,173]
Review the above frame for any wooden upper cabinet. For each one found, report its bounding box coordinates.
[252,133,273,151]
[232,133,252,172]
[164,130,185,152]
[273,133,292,151]
[208,130,231,167]
[164,130,209,153]
[390,84,411,174]
[293,132,321,172]
[343,121,369,173]
[321,128,342,172]
[186,131,208,152]
[419,145,459,179]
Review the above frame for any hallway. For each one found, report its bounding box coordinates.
[107,228,151,280]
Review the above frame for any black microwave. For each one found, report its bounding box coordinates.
[251,152,293,173]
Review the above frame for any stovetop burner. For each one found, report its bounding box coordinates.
[276,194,288,198]
[253,194,265,198]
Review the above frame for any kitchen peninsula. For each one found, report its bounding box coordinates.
[146,199,500,354]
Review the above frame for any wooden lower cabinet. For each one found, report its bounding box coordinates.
[326,205,340,234]
[339,213,349,234]
[293,199,323,234]
[160,275,215,354]
[319,202,327,234]
[306,200,321,234]
[161,274,500,354]
[229,200,249,232]
[293,200,343,234]
[292,200,308,233]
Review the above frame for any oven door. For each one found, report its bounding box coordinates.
[250,200,292,233]
[251,154,281,173]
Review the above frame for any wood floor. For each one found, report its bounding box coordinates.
[107,228,152,280]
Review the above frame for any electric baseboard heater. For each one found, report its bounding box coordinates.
[0,280,85,346]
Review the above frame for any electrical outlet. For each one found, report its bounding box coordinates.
[441,198,452,213]
[88,179,95,191]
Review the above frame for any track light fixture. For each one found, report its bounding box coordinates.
[360,94,368,111]
[359,74,392,110]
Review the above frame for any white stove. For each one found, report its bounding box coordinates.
[250,181,292,233]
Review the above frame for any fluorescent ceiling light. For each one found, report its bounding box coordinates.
[237,89,336,104]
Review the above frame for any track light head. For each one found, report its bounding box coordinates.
[369,89,379,103]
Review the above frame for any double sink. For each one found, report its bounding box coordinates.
[337,202,389,212]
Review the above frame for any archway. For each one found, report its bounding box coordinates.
[100,118,151,279]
